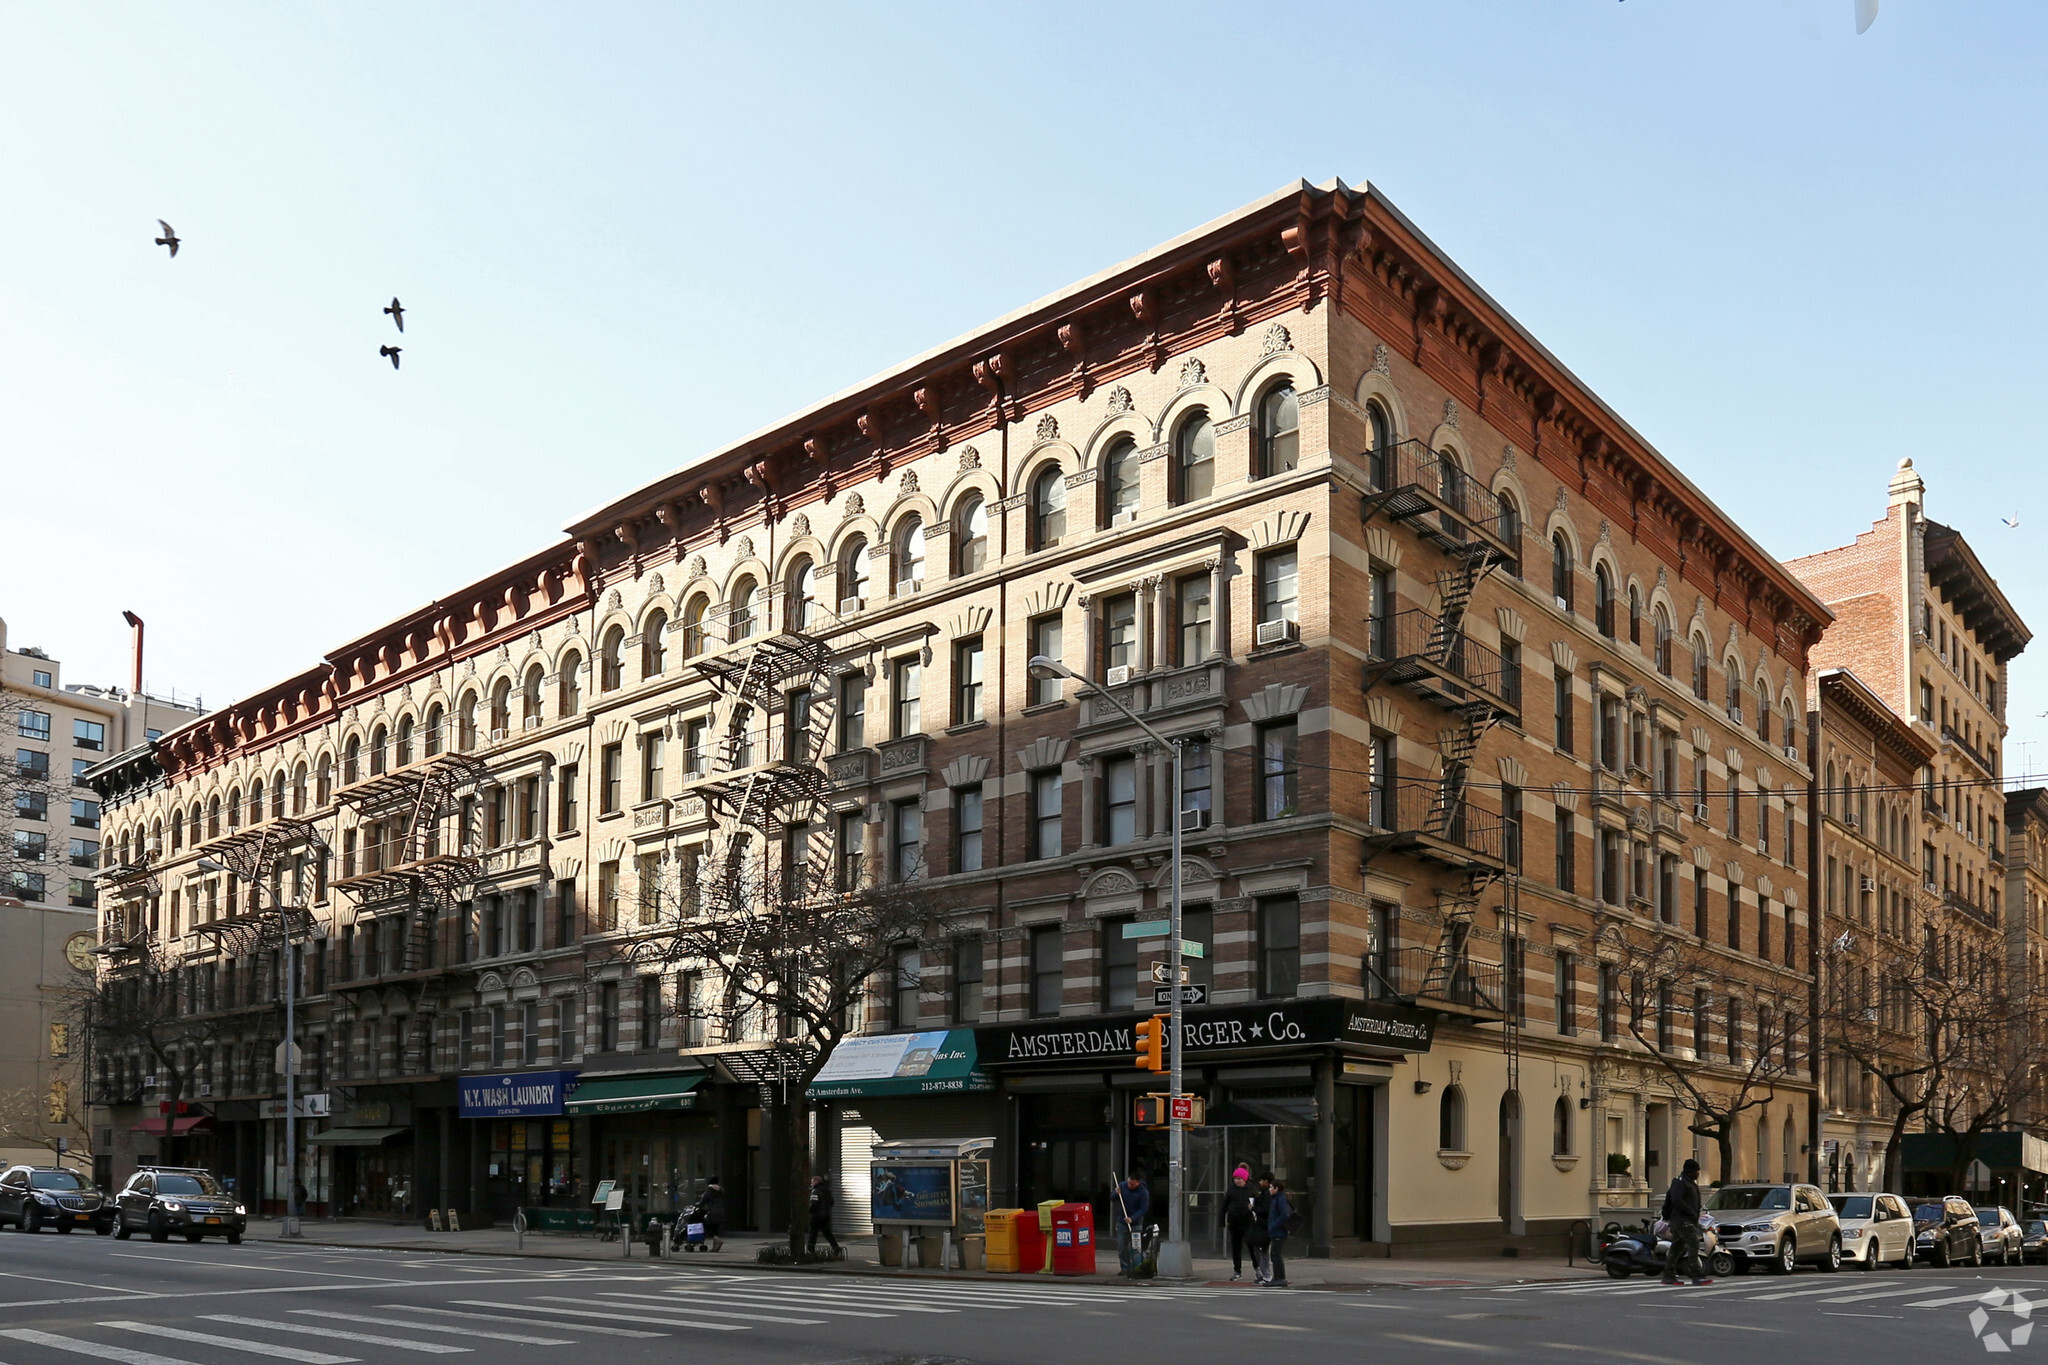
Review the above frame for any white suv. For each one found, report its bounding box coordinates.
[1829,1191,1916,1271]
[1703,1182,1843,1274]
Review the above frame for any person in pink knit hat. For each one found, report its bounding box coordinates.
[1222,1166,1257,1281]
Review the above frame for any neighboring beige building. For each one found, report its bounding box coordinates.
[1,616,203,1176]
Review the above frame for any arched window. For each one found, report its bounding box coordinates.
[787,561,819,629]
[291,763,308,815]
[1594,564,1616,638]
[1439,1084,1467,1152]
[1627,585,1642,645]
[600,626,625,690]
[1175,414,1215,504]
[1652,607,1672,676]
[1029,466,1066,550]
[489,678,512,736]
[1823,763,1837,818]
[170,808,185,852]
[840,538,872,608]
[226,786,242,830]
[1256,383,1300,478]
[424,704,445,757]
[953,497,988,575]
[270,771,285,820]
[558,653,582,716]
[641,610,668,678]
[1365,402,1394,489]
[315,755,333,807]
[1101,438,1140,524]
[369,725,388,777]
[1782,702,1797,755]
[522,664,544,724]
[458,692,479,751]
[1551,533,1574,611]
[1495,490,1522,577]
[207,795,222,839]
[245,780,262,826]
[342,738,361,786]
[894,518,926,591]
[1552,1095,1574,1156]
[395,716,415,768]
[681,597,708,658]
[149,819,164,859]
[730,577,760,639]
[1691,639,1710,700]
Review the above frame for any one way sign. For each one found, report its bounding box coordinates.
[1151,984,1207,1007]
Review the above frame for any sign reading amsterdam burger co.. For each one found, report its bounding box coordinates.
[976,999,1433,1067]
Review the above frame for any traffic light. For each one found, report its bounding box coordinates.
[1133,1014,1167,1072]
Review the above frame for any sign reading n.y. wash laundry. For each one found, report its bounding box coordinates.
[458,1069,578,1118]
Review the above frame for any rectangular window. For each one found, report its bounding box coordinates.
[953,638,984,725]
[837,809,864,890]
[1597,964,1616,1041]
[1102,592,1139,674]
[953,936,984,1023]
[1598,695,1621,770]
[554,877,577,947]
[1259,895,1301,998]
[1259,721,1299,820]
[892,657,922,738]
[1555,811,1577,893]
[1181,739,1213,830]
[70,798,99,830]
[1032,771,1063,860]
[14,789,45,822]
[1504,934,1526,1025]
[597,859,621,931]
[15,748,48,781]
[1555,951,1577,1035]
[1501,784,1523,872]
[640,732,664,801]
[554,761,579,832]
[1102,917,1139,1013]
[636,852,660,924]
[1368,733,1393,827]
[1500,638,1522,709]
[891,798,922,881]
[1028,615,1064,705]
[599,981,620,1053]
[838,672,867,751]
[17,710,51,741]
[489,1005,508,1068]
[1553,669,1574,753]
[679,972,705,1048]
[1599,828,1622,905]
[1256,548,1299,626]
[1176,574,1212,665]
[953,785,984,872]
[1728,886,1742,951]
[1030,924,1064,1017]
[893,945,921,1029]
[1183,904,1214,990]
[516,775,539,841]
[30,670,50,689]
[599,743,623,814]
[1693,867,1709,937]
[72,719,105,752]
[640,976,662,1050]
[1367,567,1393,659]
[1102,755,1138,845]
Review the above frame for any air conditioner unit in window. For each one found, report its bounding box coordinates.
[523,716,544,731]
[899,579,923,594]
[488,728,509,743]
[1728,708,1744,724]
[197,1084,213,1098]
[1843,813,1860,829]
[1783,745,1799,761]
[1693,803,1711,821]
[1113,510,1140,527]
[1105,665,1134,687]
[1860,876,1877,892]
[1181,807,1211,832]
[1256,619,1299,647]
[1554,596,1570,613]
[838,597,865,615]
[142,1075,158,1090]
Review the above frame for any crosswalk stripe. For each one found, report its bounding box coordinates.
[287,1311,574,1345]
[372,1307,664,1339]
[1816,1285,1954,1305]
[760,1282,1149,1307]
[532,1296,821,1328]
[101,1322,358,1365]
[1903,1292,2008,1308]
[446,1301,745,1334]
[1747,1281,1904,1301]
[602,1291,903,1319]
[0,1328,203,1365]
[657,1287,962,1314]
[198,1318,468,1354]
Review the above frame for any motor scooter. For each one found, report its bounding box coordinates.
[1600,1215,1733,1279]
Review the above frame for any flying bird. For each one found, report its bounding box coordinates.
[384,297,405,333]
[379,345,402,370]
[2003,515,2020,528]
[154,220,180,258]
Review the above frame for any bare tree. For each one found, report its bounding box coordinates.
[634,845,957,1258]
[0,1079,96,1166]
[1601,927,1810,1185]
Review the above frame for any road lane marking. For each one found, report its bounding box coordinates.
[1902,1292,2009,1308]
[1821,1312,1900,1318]
[446,1301,745,1333]
[1817,1285,1951,1304]
[654,1287,956,1314]
[1747,1281,1904,1300]
[108,1258,409,1283]
[0,1328,201,1365]
[1382,1333,1501,1351]
[373,1306,664,1338]
[102,1321,359,1364]
[534,1296,821,1327]
[199,1318,469,1353]
[600,1291,900,1318]
[1679,1323,1782,1332]
[1536,1344,1691,1363]
[287,1312,573,1345]
[0,1271,157,1295]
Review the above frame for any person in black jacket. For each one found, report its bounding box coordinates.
[1660,1158,1708,1285]
[806,1175,841,1256]
[1220,1166,1257,1281]
[700,1180,725,1252]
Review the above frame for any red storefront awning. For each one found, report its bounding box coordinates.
[130,1115,213,1137]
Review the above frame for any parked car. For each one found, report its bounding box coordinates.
[1977,1206,2025,1266]
[112,1166,246,1244]
[1911,1196,1983,1267]
[1702,1182,1843,1274]
[0,1165,110,1234]
[1828,1191,1917,1271]
[2022,1219,2048,1264]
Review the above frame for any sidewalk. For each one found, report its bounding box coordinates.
[247,1217,1604,1289]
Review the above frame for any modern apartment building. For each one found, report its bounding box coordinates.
[88,178,1831,1255]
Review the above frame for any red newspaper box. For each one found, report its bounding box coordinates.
[1048,1201,1097,1275]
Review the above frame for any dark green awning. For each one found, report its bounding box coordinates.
[565,1072,704,1115]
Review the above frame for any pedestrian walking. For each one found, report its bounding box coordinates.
[1221,1166,1257,1281]
[1114,1171,1152,1268]
[700,1179,725,1252]
[1261,1175,1297,1288]
[1246,1174,1273,1284]
[807,1174,841,1257]
[1659,1157,1710,1285]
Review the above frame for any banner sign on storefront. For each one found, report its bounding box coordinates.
[976,998,1433,1067]
[458,1069,579,1118]
[807,1029,991,1099]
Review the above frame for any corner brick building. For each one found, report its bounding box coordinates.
[88,178,1835,1257]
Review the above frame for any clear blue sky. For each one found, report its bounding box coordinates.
[3,1,2045,776]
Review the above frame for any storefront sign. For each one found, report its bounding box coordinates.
[977,998,1433,1067]
[807,1029,991,1099]
[458,1069,579,1118]
[258,1093,331,1119]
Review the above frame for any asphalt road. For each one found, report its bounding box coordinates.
[0,1227,2041,1365]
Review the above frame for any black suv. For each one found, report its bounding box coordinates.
[1911,1195,1983,1267]
[113,1166,246,1244]
[0,1165,111,1234]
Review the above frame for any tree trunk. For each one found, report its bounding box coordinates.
[784,1090,812,1258]
[1716,1127,1734,1185]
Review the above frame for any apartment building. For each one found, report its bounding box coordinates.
[88,178,1830,1255]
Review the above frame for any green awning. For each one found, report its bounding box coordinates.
[565,1071,705,1115]
[806,1029,991,1100]
[305,1126,408,1147]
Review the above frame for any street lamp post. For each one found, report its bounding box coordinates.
[198,856,303,1238]
[1027,656,1193,1280]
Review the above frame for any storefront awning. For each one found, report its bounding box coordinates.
[130,1116,213,1137]
[564,1071,704,1116]
[806,1029,991,1100]
[305,1126,409,1147]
